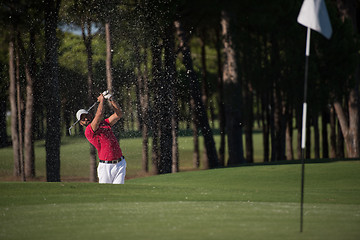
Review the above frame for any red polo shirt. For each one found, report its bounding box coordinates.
[85,119,123,161]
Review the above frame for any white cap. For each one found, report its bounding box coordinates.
[76,109,89,121]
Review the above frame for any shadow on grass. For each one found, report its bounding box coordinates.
[227,157,360,168]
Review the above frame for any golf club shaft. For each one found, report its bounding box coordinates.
[68,101,98,135]
[68,120,80,135]
[87,101,97,112]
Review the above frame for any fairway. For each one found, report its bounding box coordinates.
[1,161,359,240]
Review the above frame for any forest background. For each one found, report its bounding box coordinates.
[0,0,359,182]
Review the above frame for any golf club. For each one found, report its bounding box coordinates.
[68,101,98,135]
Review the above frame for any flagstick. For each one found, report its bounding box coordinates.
[300,27,311,233]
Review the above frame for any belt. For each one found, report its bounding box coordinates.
[99,156,125,164]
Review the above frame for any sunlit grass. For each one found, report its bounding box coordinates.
[0,161,359,240]
[0,134,226,180]
[0,125,342,181]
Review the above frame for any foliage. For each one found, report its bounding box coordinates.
[1,0,359,179]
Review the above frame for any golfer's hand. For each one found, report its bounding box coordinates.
[104,93,113,100]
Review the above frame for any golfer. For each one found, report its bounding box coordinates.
[76,92,126,184]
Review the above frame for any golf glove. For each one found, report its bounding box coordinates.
[101,90,112,100]
[104,93,112,100]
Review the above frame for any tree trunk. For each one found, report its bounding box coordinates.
[134,39,150,173]
[159,39,173,175]
[285,108,294,160]
[334,91,359,157]
[16,45,25,181]
[171,94,179,173]
[330,106,337,158]
[150,39,162,174]
[270,35,285,162]
[44,0,61,182]
[334,0,359,158]
[261,93,270,162]
[200,31,209,114]
[244,87,253,163]
[216,27,226,166]
[321,110,329,158]
[151,128,159,175]
[280,101,287,161]
[105,22,113,94]
[157,25,175,174]
[271,84,279,161]
[221,10,244,165]
[18,31,36,178]
[81,21,97,182]
[191,98,200,169]
[172,111,179,173]
[337,120,345,158]
[9,37,21,177]
[142,44,150,173]
[0,97,7,147]
[142,122,149,172]
[175,20,219,169]
[314,113,320,159]
[164,24,179,173]
[105,21,122,142]
[200,31,210,168]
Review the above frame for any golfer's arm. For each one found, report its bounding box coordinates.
[108,99,123,126]
[91,99,105,132]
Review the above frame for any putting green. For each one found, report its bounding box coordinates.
[0,161,359,240]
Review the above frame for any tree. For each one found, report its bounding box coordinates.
[44,0,61,182]
[215,25,226,166]
[81,19,98,182]
[105,22,113,94]
[130,6,151,172]
[135,0,180,174]
[7,0,44,179]
[3,1,32,181]
[163,23,178,173]
[17,30,36,178]
[2,0,359,182]
[221,9,245,165]
[133,39,150,172]
[150,37,162,174]
[76,0,98,181]
[158,37,173,173]
[175,19,219,169]
[8,35,21,177]
[0,81,7,148]
[333,0,359,158]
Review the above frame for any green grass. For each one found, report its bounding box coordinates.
[0,161,359,240]
[0,135,228,180]
[0,133,268,180]
[0,127,327,181]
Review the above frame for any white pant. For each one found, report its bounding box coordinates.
[97,159,127,184]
